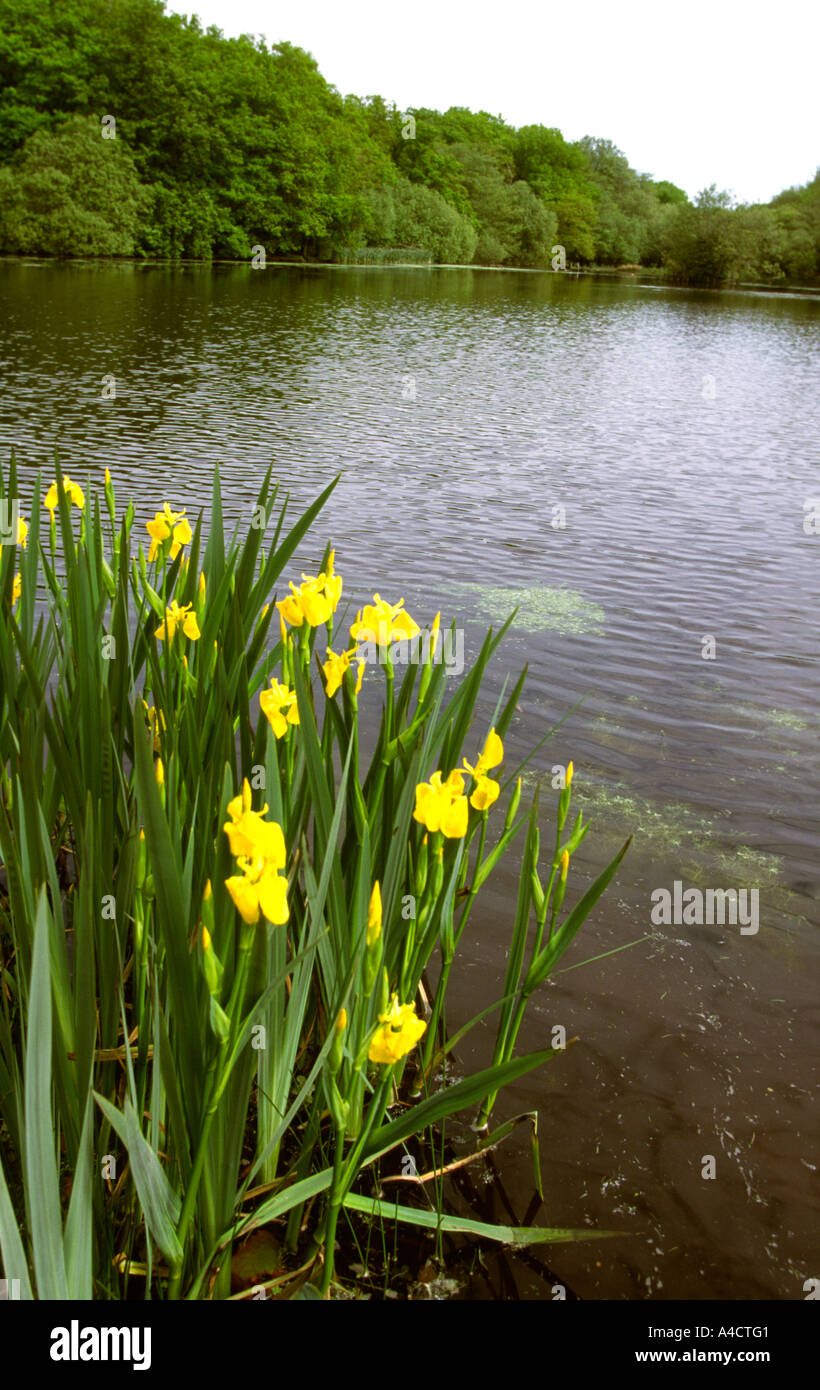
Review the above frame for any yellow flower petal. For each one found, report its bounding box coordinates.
[44,476,84,513]
[440,795,468,839]
[350,594,419,648]
[258,868,289,925]
[225,874,261,925]
[276,593,304,627]
[413,781,440,833]
[253,818,287,869]
[146,516,170,543]
[322,648,349,698]
[475,728,504,776]
[260,678,299,737]
[367,881,382,946]
[368,996,426,1065]
[470,776,500,812]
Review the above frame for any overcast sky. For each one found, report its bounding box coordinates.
[167,0,818,205]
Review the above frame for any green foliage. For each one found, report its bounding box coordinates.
[0,114,149,255]
[514,125,591,201]
[0,2,392,260]
[389,177,478,264]
[770,167,820,280]
[772,202,817,279]
[390,108,473,216]
[659,193,739,286]
[553,192,599,262]
[655,181,820,287]
[451,144,557,267]
[578,137,659,265]
[0,0,815,276]
[651,179,689,206]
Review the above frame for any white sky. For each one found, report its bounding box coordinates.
[168,0,818,204]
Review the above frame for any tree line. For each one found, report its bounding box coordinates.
[0,0,817,285]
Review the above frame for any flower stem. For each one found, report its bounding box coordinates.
[167,928,254,1298]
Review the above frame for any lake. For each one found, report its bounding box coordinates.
[1,258,817,1298]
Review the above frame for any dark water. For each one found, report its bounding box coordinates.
[1,259,818,1299]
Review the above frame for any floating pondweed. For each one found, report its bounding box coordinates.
[449,582,606,636]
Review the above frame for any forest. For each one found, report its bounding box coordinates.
[0,0,818,285]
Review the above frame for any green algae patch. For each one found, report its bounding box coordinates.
[732,703,812,734]
[452,583,606,636]
[521,772,784,889]
[575,786,783,886]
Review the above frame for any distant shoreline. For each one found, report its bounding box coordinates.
[2,253,818,295]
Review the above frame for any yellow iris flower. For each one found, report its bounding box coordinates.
[413,769,469,839]
[11,572,21,606]
[298,577,334,627]
[463,728,504,812]
[349,594,420,649]
[223,781,289,925]
[223,779,286,861]
[276,550,342,629]
[260,677,300,738]
[276,592,305,627]
[322,646,365,698]
[44,477,85,513]
[469,777,499,812]
[303,550,342,610]
[154,600,200,644]
[146,503,192,562]
[225,853,289,926]
[368,995,427,1065]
